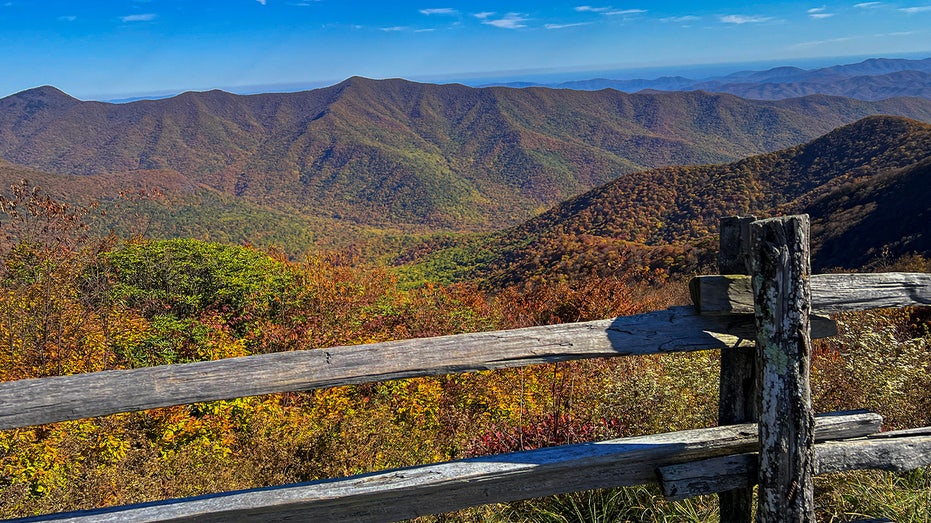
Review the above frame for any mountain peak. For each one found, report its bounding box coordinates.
[2,85,81,111]
[9,85,77,101]
[336,76,418,90]
[807,115,931,150]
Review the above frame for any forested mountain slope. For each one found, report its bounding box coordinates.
[4,79,931,230]
[402,116,931,284]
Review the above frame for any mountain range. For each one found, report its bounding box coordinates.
[3,76,931,242]
[502,57,931,102]
[400,115,931,285]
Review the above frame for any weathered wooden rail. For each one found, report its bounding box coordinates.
[2,214,930,522]
[0,306,844,431]
[7,413,887,523]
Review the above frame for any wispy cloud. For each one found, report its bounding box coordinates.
[854,2,884,7]
[660,15,700,23]
[808,7,835,18]
[545,22,591,29]
[473,11,495,19]
[792,30,913,48]
[575,5,645,16]
[121,13,156,22]
[420,8,458,16]
[791,35,855,48]
[605,9,646,15]
[720,14,773,24]
[58,15,77,22]
[900,6,931,13]
[380,26,409,32]
[481,13,528,29]
[256,0,266,5]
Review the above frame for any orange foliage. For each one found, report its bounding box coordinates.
[0,184,925,521]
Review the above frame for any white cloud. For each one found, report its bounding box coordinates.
[256,0,266,5]
[420,8,457,15]
[473,11,495,19]
[900,6,931,13]
[660,15,700,23]
[545,22,591,29]
[58,15,77,22]
[854,2,883,7]
[720,14,773,24]
[808,9,835,18]
[792,30,913,49]
[791,35,854,48]
[575,6,645,16]
[380,26,408,32]
[121,13,156,22]
[482,13,528,29]
[605,8,646,15]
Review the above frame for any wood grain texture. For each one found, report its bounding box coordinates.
[658,425,930,501]
[717,215,755,274]
[13,412,879,523]
[816,434,931,474]
[0,307,760,430]
[659,453,757,501]
[750,215,816,522]
[868,426,931,438]
[691,272,931,315]
[715,215,758,523]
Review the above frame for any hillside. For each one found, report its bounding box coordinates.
[399,116,931,285]
[797,157,931,270]
[4,79,931,232]
[0,159,403,258]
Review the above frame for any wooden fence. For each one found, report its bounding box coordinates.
[2,214,931,522]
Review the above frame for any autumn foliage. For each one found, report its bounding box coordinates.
[0,183,927,521]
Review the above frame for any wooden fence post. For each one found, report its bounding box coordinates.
[717,216,758,523]
[750,215,816,522]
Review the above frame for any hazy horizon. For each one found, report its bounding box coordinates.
[3,1,931,101]
[9,51,928,104]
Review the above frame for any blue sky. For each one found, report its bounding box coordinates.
[1,1,930,99]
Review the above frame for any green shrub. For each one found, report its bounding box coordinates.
[90,238,295,323]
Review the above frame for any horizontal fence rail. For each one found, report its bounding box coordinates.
[659,427,931,501]
[0,307,777,430]
[10,412,882,523]
[690,272,931,315]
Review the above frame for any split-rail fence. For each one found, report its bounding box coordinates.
[2,214,930,522]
